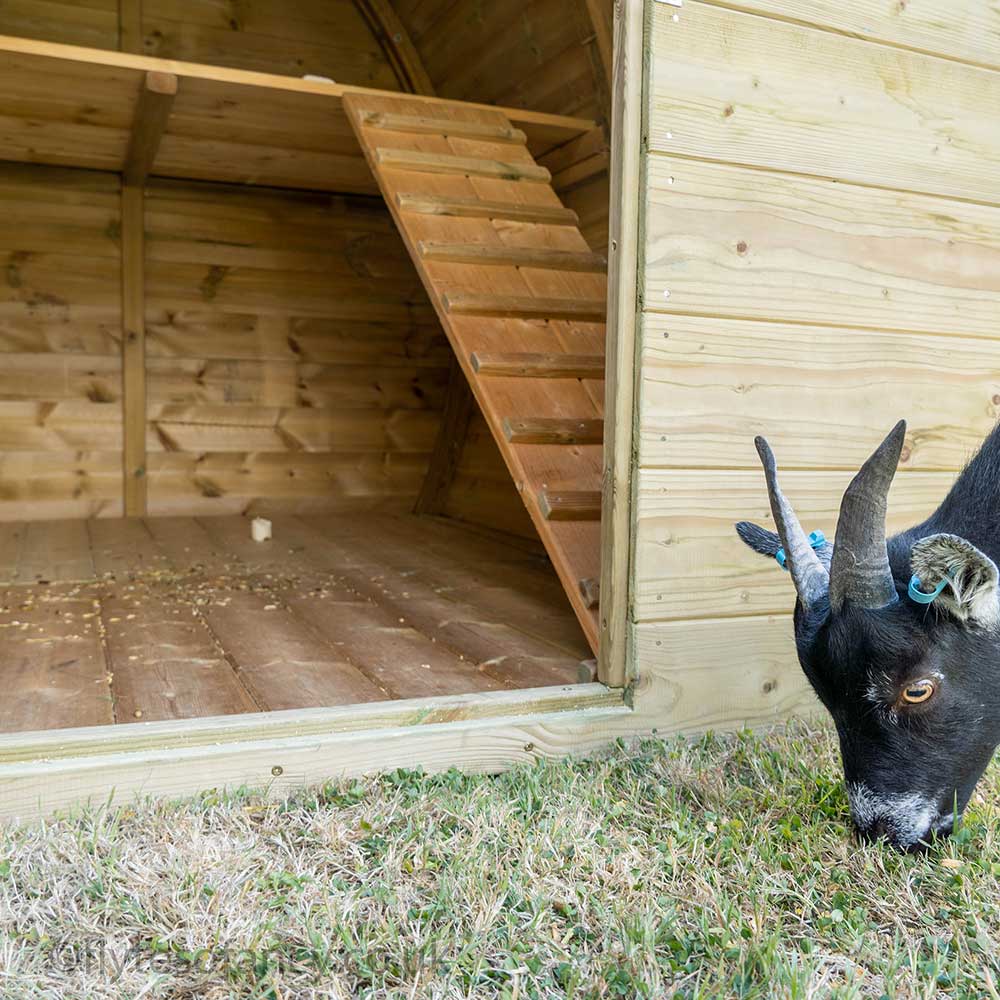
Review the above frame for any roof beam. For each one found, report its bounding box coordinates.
[123,70,177,186]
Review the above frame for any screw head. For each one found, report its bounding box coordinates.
[271,765,283,777]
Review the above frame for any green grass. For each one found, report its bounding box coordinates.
[2,721,1000,998]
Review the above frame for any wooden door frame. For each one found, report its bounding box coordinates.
[598,0,647,689]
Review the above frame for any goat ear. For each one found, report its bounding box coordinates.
[736,521,833,569]
[735,521,781,558]
[910,533,1000,625]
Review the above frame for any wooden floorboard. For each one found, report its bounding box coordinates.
[16,520,94,584]
[285,581,504,700]
[88,518,174,578]
[0,513,587,732]
[200,589,391,710]
[304,514,590,656]
[281,517,584,686]
[142,517,238,576]
[0,585,113,733]
[0,523,26,583]
[102,587,259,723]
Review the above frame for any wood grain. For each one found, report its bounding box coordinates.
[102,588,259,722]
[0,586,113,733]
[634,468,959,622]
[649,1,1000,204]
[695,0,1000,70]
[0,34,594,196]
[640,313,1000,471]
[632,614,820,732]
[599,0,643,687]
[644,155,1000,338]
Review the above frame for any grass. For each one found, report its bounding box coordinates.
[2,721,1000,999]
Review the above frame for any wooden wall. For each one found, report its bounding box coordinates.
[0,165,123,520]
[0,161,453,521]
[393,0,611,252]
[634,0,1000,717]
[0,0,401,87]
[142,179,448,517]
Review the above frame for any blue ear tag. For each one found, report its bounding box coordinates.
[908,572,952,605]
[774,530,826,572]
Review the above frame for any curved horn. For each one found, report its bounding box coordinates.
[829,420,906,611]
[755,436,829,608]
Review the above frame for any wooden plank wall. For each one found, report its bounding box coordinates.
[0,162,455,521]
[392,0,611,253]
[0,0,400,87]
[0,164,123,520]
[142,179,449,517]
[636,1,1000,715]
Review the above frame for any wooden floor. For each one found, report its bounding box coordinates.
[0,514,591,735]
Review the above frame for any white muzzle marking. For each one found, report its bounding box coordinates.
[847,782,939,847]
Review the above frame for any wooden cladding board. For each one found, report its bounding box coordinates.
[141,0,399,85]
[676,1,1000,71]
[0,0,119,49]
[143,178,450,518]
[0,163,123,520]
[633,1,1000,725]
[649,2,1000,204]
[394,0,605,122]
[0,0,399,86]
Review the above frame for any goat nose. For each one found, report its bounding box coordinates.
[869,818,892,841]
[856,817,892,844]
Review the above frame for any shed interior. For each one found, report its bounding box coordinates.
[0,2,613,735]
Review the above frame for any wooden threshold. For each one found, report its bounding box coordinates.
[0,687,630,822]
[0,682,623,764]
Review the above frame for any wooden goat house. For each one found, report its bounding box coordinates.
[0,0,992,818]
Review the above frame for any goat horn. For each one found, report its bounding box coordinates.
[754,436,829,608]
[828,420,907,611]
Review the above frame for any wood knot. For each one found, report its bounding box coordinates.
[723,104,735,118]
[736,241,748,255]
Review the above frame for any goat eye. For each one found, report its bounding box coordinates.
[901,680,936,705]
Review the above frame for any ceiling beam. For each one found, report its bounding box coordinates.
[123,70,177,186]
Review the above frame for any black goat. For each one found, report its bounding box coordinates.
[737,420,1000,850]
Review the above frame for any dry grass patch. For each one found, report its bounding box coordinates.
[1,721,1000,998]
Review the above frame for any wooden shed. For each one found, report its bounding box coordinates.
[0,0,993,817]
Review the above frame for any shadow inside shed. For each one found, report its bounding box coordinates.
[0,3,612,735]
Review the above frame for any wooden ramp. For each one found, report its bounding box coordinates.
[344,94,605,652]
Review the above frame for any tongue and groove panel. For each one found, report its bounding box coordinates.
[344,94,605,652]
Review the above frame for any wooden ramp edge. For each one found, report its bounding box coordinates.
[344,96,606,652]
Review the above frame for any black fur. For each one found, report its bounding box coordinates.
[737,422,1000,850]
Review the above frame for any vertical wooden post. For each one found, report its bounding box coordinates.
[598,0,647,687]
[119,71,175,517]
[121,183,146,517]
